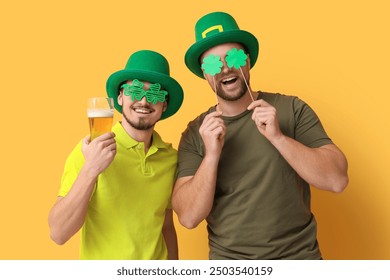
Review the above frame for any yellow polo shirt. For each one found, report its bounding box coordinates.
[59,122,177,259]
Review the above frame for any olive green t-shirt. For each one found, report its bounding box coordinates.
[177,92,333,259]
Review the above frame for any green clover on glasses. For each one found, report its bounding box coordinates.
[121,79,168,104]
[201,48,248,76]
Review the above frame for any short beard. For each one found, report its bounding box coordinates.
[123,110,158,131]
[215,75,248,101]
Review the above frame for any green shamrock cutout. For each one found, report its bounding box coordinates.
[226,48,248,69]
[121,79,167,104]
[146,83,168,104]
[122,79,145,101]
[201,54,223,76]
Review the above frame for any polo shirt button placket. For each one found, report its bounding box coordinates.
[135,143,151,175]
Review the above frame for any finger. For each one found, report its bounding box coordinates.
[97,138,116,150]
[203,110,223,122]
[213,125,226,137]
[94,132,116,141]
[106,142,117,151]
[247,99,271,111]
[252,113,271,127]
[206,124,226,137]
[251,109,266,121]
[200,121,224,136]
[82,136,91,154]
[202,117,225,131]
[82,135,91,145]
[209,110,223,117]
[255,118,267,128]
[247,99,262,110]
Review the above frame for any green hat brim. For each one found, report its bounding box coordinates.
[185,30,259,79]
[106,70,184,120]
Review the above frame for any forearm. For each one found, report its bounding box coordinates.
[172,155,219,229]
[48,166,98,244]
[271,135,349,192]
[162,210,178,260]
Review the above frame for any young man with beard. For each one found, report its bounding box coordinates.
[172,12,349,259]
[49,50,183,259]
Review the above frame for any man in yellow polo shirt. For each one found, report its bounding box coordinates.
[48,50,184,259]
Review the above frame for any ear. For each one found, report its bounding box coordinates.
[162,101,167,112]
[117,91,123,106]
[246,53,251,67]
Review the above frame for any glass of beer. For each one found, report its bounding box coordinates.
[87,97,114,141]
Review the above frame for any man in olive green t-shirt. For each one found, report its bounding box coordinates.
[172,12,349,259]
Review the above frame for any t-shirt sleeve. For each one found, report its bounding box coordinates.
[177,123,204,178]
[166,161,178,210]
[292,97,333,148]
[58,141,85,197]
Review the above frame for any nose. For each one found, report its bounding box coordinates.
[220,58,229,73]
[137,96,149,105]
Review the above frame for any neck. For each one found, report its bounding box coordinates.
[120,120,154,152]
[217,90,258,116]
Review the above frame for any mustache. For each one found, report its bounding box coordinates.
[130,104,154,111]
[216,71,239,83]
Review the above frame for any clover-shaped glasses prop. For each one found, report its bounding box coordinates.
[201,54,223,76]
[226,48,248,69]
[121,79,168,104]
[201,48,248,76]
[201,48,254,101]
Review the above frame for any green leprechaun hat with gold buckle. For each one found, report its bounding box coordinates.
[185,11,259,79]
[106,50,184,120]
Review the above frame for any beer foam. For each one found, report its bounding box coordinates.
[87,109,114,118]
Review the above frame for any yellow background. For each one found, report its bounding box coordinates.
[1,0,389,259]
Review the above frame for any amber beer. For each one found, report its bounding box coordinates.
[87,97,114,140]
[88,110,114,140]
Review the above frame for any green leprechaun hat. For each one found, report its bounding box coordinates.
[185,11,259,79]
[106,50,184,120]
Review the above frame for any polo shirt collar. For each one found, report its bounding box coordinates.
[112,121,169,150]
